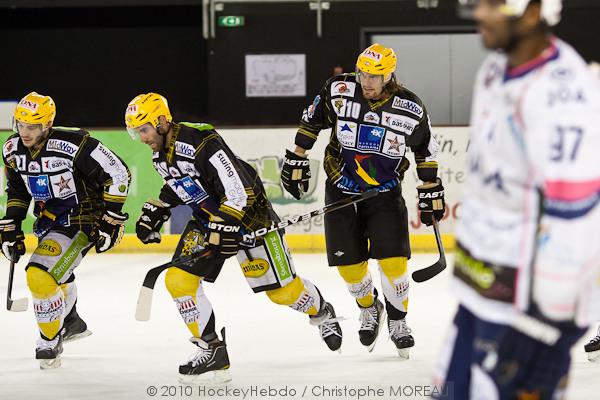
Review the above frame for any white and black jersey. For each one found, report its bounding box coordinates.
[2,127,130,233]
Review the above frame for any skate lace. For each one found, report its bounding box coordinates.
[187,346,213,367]
[320,316,343,339]
[359,305,378,331]
[589,335,600,346]
[36,336,60,351]
[388,319,411,340]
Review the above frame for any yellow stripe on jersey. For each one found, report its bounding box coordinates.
[103,193,127,203]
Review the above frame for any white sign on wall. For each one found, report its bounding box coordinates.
[245,54,306,97]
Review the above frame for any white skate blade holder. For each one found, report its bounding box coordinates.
[397,348,410,360]
[39,357,62,370]
[179,369,232,385]
[587,350,600,363]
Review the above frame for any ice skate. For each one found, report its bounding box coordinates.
[310,302,343,352]
[388,318,414,360]
[36,335,63,369]
[358,295,385,352]
[63,308,92,343]
[178,328,231,384]
[584,328,600,362]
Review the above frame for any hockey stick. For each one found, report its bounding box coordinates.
[6,252,28,312]
[411,219,446,282]
[135,190,379,321]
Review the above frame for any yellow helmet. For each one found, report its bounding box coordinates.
[13,92,56,131]
[356,43,397,77]
[125,92,172,139]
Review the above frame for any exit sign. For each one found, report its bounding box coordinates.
[218,16,245,27]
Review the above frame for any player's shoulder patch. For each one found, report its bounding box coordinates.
[390,89,424,119]
[2,136,19,158]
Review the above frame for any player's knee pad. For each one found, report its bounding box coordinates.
[266,276,304,306]
[165,267,201,298]
[378,257,408,280]
[337,261,368,283]
[26,266,59,298]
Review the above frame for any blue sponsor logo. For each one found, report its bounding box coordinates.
[175,176,209,204]
[28,175,52,201]
[357,124,385,151]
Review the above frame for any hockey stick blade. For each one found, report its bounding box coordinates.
[411,219,447,283]
[135,190,379,321]
[6,256,28,312]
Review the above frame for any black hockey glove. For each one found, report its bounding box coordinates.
[417,178,445,226]
[0,218,26,262]
[281,149,310,200]
[136,199,171,244]
[95,210,128,253]
[206,219,243,262]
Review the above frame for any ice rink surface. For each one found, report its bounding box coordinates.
[1,253,599,400]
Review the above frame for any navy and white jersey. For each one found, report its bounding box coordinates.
[2,127,130,229]
[296,73,439,193]
[453,38,600,327]
[152,122,275,231]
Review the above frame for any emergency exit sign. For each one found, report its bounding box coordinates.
[218,16,245,27]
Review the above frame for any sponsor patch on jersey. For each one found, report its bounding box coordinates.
[331,98,347,116]
[34,239,62,257]
[209,150,247,211]
[169,167,181,178]
[175,141,196,159]
[381,112,418,135]
[305,95,320,121]
[331,81,356,97]
[170,176,209,204]
[28,161,40,173]
[336,120,358,148]
[47,139,79,156]
[381,131,406,158]
[3,137,18,157]
[50,172,76,199]
[41,157,72,172]
[28,175,52,201]
[357,124,385,152]
[177,161,199,177]
[153,161,169,178]
[391,97,424,118]
[241,258,270,278]
[363,111,380,124]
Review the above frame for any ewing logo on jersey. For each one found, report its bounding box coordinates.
[331,81,356,97]
[175,141,195,159]
[381,112,418,135]
[357,125,385,152]
[336,120,358,148]
[392,97,424,118]
[47,139,79,156]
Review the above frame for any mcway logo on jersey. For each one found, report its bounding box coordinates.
[175,141,195,159]
[357,124,385,152]
[331,81,356,97]
[336,120,358,148]
[47,139,78,156]
[392,97,424,118]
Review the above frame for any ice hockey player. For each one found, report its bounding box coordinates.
[280,44,445,358]
[434,1,600,398]
[125,93,343,383]
[1,92,131,369]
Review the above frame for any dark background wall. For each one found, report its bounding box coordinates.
[1,1,599,126]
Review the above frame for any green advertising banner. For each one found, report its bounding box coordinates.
[0,130,164,233]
